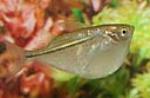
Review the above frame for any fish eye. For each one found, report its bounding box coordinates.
[117,28,130,41]
[122,30,126,34]
[0,42,6,54]
[121,28,128,37]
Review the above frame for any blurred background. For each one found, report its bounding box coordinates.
[0,0,150,98]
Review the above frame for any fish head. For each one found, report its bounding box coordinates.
[99,24,134,42]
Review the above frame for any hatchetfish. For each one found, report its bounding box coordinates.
[0,24,134,79]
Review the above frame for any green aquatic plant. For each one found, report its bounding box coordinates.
[128,72,150,98]
[127,61,150,98]
[97,67,130,98]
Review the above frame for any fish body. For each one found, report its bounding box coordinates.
[26,24,134,79]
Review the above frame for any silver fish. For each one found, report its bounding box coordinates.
[25,24,134,79]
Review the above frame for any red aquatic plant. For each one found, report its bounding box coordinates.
[19,61,54,98]
[0,61,54,98]
[0,0,110,98]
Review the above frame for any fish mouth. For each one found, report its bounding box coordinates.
[126,24,134,34]
[127,24,135,39]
